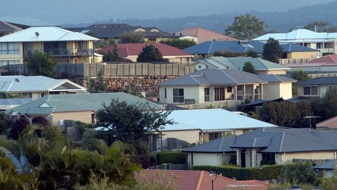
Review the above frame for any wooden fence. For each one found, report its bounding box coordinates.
[5,63,196,78]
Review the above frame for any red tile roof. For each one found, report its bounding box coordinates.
[135,169,268,190]
[317,116,337,129]
[97,43,192,57]
[174,27,237,44]
[308,54,337,64]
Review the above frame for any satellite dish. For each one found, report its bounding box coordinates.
[35,32,39,38]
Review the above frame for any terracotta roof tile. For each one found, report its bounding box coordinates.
[308,54,337,64]
[316,116,337,129]
[175,27,237,44]
[135,169,268,190]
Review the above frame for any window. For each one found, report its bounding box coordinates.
[214,88,225,101]
[44,42,67,55]
[227,87,232,93]
[173,88,184,103]
[303,86,318,96]
[204,88,210,102]
[164,88,167,98]
[0,60,20,67]
[0,43,20,55]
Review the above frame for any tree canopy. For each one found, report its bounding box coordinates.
[242,62,257,74]
[27,51,57,77]
[120,31,145,43]
[225,14,267,39]
[161,39,196,49]
[262,37,283,63]
[102,44,122,62]
[289,70,310,82]
[137,44,168,63]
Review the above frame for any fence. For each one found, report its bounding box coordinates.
[4,63,196,78]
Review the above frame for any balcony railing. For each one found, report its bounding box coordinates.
[23,49,94,57]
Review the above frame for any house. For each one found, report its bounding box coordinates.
[295,76,337,98]
[183,127,337,168]
[316,116,337,129]
[313,159,337,178]
[0,98,32,111]
[183,40,318,61]
[5,92,164,126]
[174,27,237,44]
[308,54,337,64]
[157,108,276,151]
[0,21,22,37]
[253,29,337,57]
[97,43,193,64]
[0,26,99,67]
[135,169,268,190]
[66,23,176,44]
[156,68,295,106]
[194,56,290,75]
[0,75,87,100]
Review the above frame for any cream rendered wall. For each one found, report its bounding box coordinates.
[257,70,287,75]
[279,82,293,99]
[161,130,200,145]
[161,86,201,104]
[288,52,318,59]
[52,111,93,126]
[276,151,337,164]
[262,83,281,100]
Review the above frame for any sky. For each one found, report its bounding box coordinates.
[1,0,335,25]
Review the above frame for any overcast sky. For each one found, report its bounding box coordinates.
[1,0,335,25]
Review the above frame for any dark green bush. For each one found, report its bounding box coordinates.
[155,151,186,164]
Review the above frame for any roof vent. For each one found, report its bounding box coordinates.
[35,32,39,38]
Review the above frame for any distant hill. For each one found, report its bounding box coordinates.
[65,1,337,35]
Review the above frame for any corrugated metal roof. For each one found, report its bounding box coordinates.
[162,108,276,131]
[186,127,337,154]
[0,26,98,42]
[6,92,164,115]
[0,75,87,93]
[296,77,337,86]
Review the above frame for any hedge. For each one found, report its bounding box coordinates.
[154,151,186,164]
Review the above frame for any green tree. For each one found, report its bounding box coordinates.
[27,51,57,77]
[225,14,267,39]
[320,167,337,190]
[262,37,283,63]
[258,101,312,128]
[161,39,196,49]
[246,50,259,58]
[304,21,330,32]
[120,31,144,43]
[88,70,106,93]
[95,99,174,167]
[290,70,310,82]
[103,44,122,62]
[137,44,168,63]
[315,87,337,120]
[242,62,257,74]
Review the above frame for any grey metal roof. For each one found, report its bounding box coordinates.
[184,127,337,154]
[258,74,296,83]
[195,57,289,71]
[182,137,236,153]
[157,68,266,87]
[313,159,337,170]
[296,77,337,86]
[5,92,164,115]
[0,75,87,93]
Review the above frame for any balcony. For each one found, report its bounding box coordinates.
[23,48,94,57]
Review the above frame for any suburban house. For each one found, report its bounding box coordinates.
[97,43,193,64]
[194,56,290,75]
[183,127,337,168]
[253,29,337,57]
[174,27,237,44]
[66,23,176,44]
[0,26,99,67]
[295,76,337,98]
[5,92,164,126]
[0,75,87,100]
[156,108,276,151]
[135,169,268,190]
[0,21,22,37]
[313,159,337,178]
[183,40,318,61]
[156,67,295,106]
[317,116,337,129]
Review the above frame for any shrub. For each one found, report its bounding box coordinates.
[155,151,186,164]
